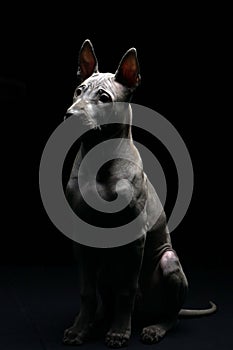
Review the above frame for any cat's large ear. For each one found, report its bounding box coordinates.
[77,39,98,83]
[115,48,141,89]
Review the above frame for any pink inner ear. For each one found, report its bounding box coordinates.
[119,55,139,87]
[80,46,97,78]
[116,53,140,88]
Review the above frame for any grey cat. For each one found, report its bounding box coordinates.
[63,40,216,348]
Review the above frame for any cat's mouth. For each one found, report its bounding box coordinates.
[64,109,101,130]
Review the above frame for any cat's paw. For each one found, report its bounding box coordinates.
[105,328,131,348]
[140,325,166,344]
[63,326,88,345]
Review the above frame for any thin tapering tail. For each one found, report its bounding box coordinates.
[179,301,217,317]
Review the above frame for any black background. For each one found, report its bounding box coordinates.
[0,3,232,350]
[0,4,230,268]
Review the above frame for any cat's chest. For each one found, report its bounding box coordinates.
[79,178,119,204]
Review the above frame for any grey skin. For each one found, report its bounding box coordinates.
[63,40,216,348]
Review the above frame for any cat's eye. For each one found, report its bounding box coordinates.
[99,90,112,103]
[74,85,86,97]
[75,88,82,97]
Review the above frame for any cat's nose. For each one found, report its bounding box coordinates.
[64,108,76,120]
[64,111,73,119]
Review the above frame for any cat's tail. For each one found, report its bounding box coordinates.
[179,301,217,317]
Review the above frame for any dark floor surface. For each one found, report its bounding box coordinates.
[0,265,232,350]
